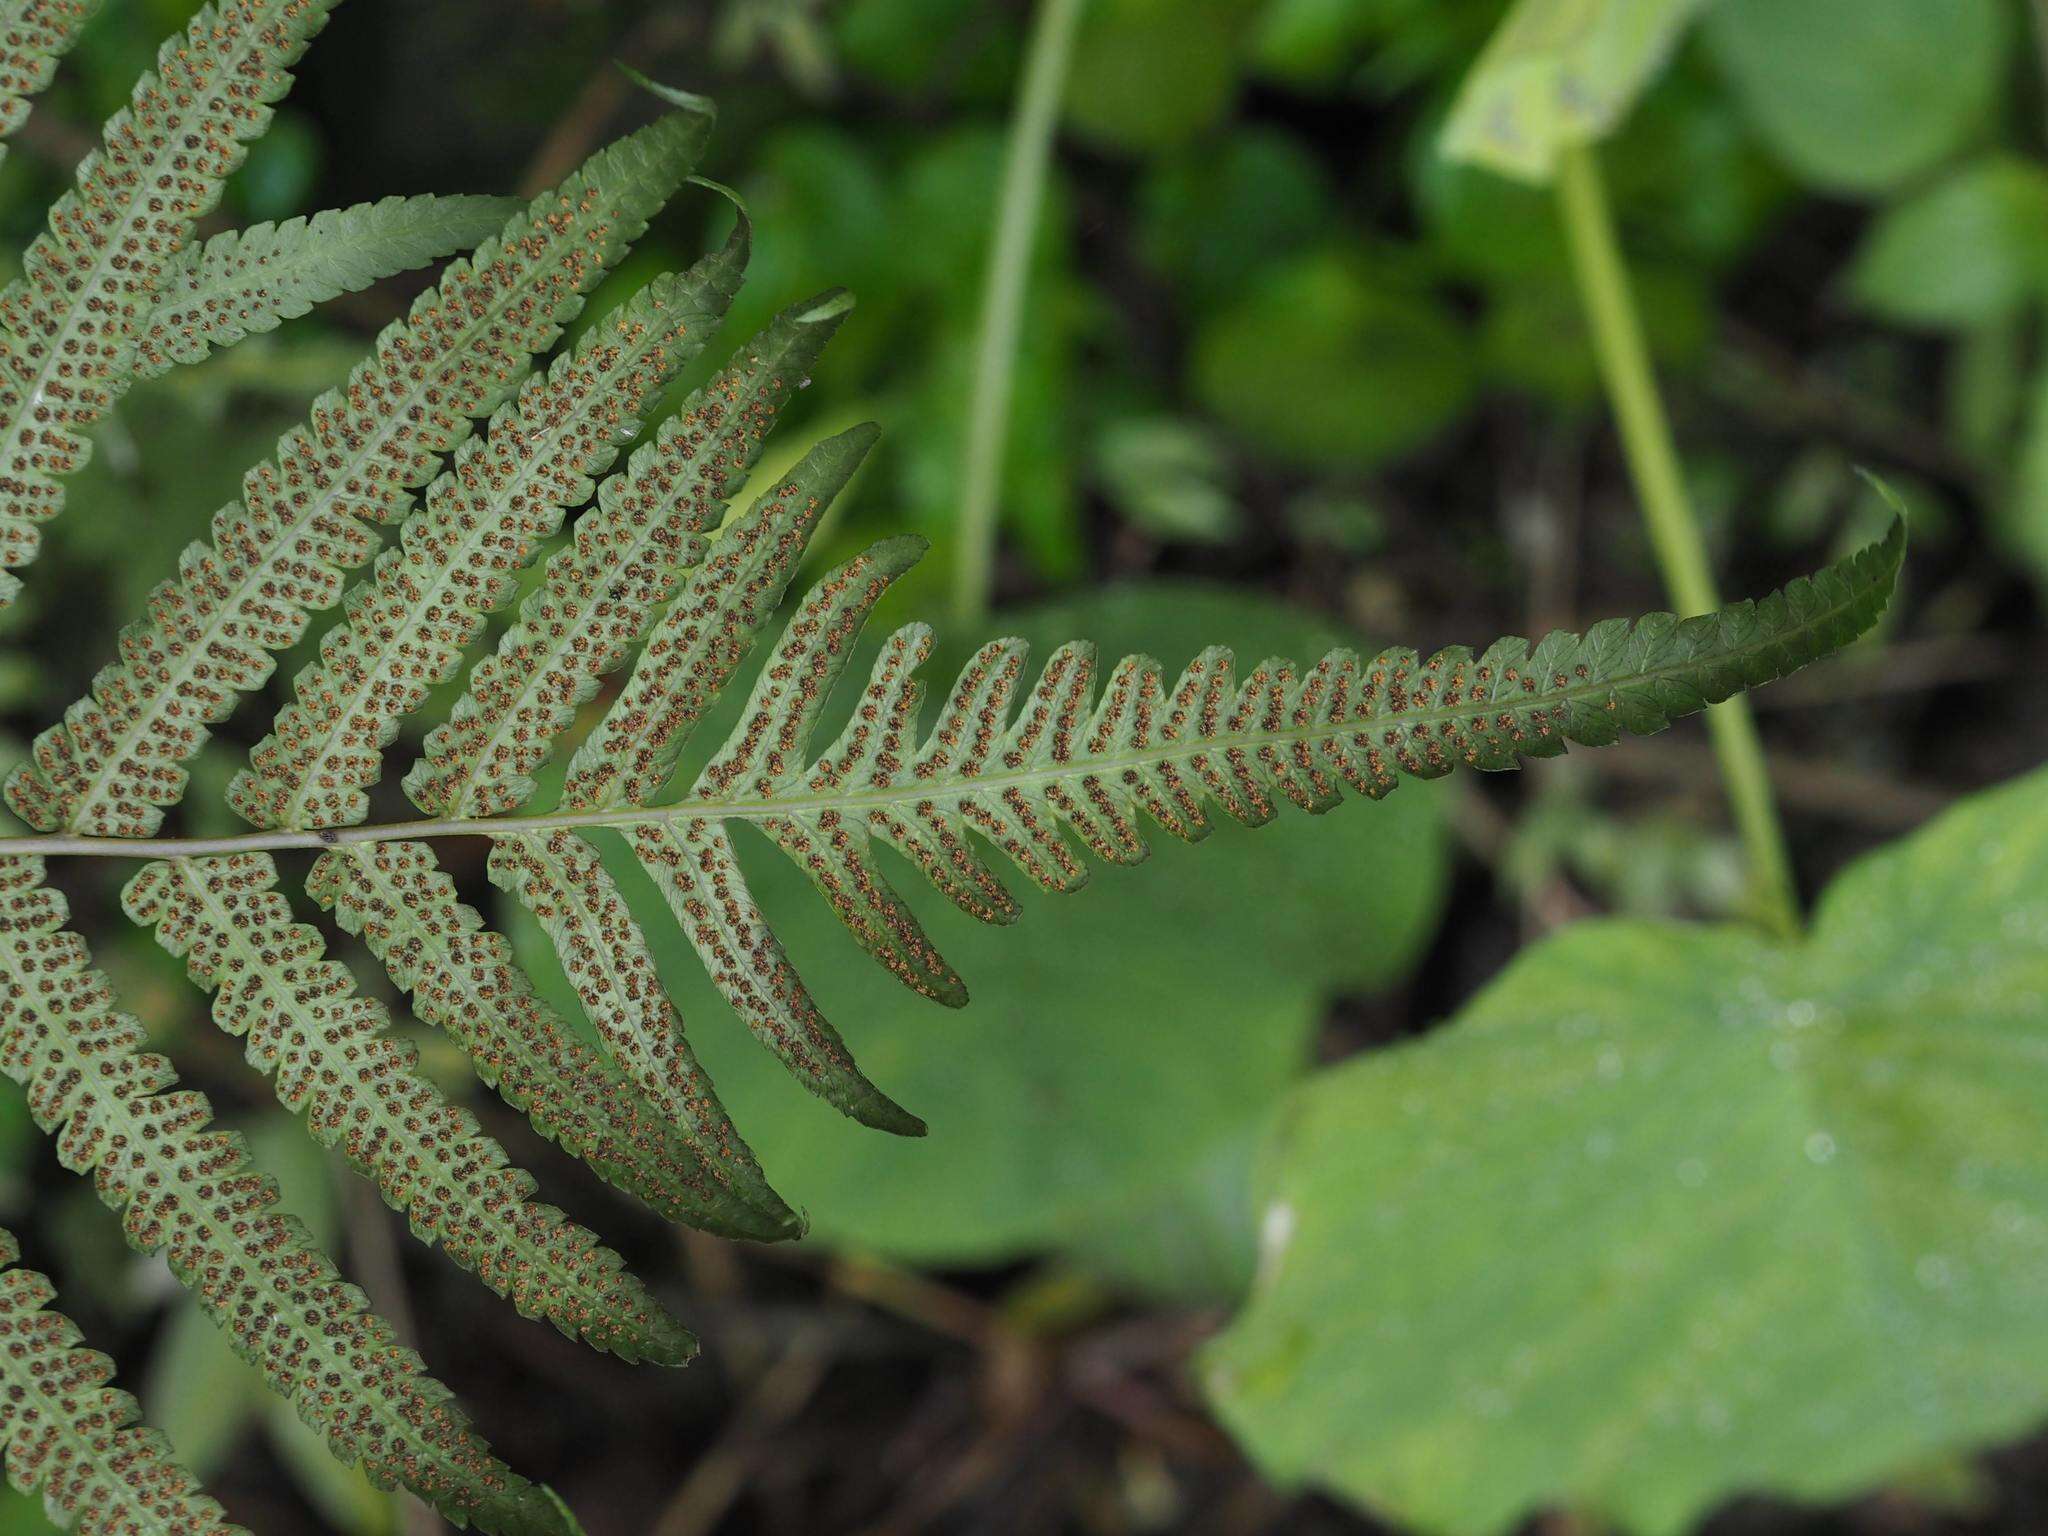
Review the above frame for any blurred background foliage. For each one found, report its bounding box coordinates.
[0,0,2044,1532]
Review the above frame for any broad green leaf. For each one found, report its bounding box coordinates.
[1208,765,2048,1536]
[508,583,1449,1261]
[1441,0,1709,183]
[1851,157,2048,329]
[1094,416,1239,544]
[1706,0,2008,196]
[1064,1109,1270,1304]
[1064,0,1245,153]
[1191,249,1474,469]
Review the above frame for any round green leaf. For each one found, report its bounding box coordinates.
[1851,156,2048,329]
[1191,249,1475,469]
[1706,0,2008,196]
[1208,766,2048,1535]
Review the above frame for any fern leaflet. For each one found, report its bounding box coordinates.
[0,0,337,601]
[0,1,100,160]
[122,853,694,1365]
[4,107,715,837]
[0,1224,242,1535]
[132,193,522,379]
[0,858,558,1534]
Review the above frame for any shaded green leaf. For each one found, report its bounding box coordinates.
[1851,156,2048,329]
[1209,765,2048,1535]
[1064,0,1244,153]
[1191,249,1474,469]
[1706,0,2008,196]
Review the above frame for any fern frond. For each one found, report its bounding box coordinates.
[487,828,797,1231]
[305,840,800,1240]
[669,518,1908,995]
[481,429,921,1168]
[121,853,695,1365]
[0,1,101,158]
[0,0,338,602]
[408,288,858,820]
[228,226,751,832]
[558,308,865,813]
[455,517,1901,1145]
[0,1225,244,1535]
[4,108,715,837]
[0,858,559,1535]
[132,194,524,379]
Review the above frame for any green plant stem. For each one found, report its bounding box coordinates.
[950,0,1086,630]
[1554,142,1800,940]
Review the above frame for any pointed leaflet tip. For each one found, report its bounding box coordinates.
[794,288,857,325]
[863,533,929,575]
[812,420,884,477]
[1850,469,1913,527]
[616,63,716,118]
[687,173,748,217]
[541,1488,593,1536]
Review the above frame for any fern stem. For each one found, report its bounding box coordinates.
[950,0,1086,629]
[1554,142,1801,940]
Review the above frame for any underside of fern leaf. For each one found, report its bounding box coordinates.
[0,0,338,601]
[122,852,694,1366]
[132,193,522,379]
[0,38,1910,1530]
[380,417,1895,1240]
[0,858,557,1533]
[5,104,716,835]
[0,1224,244,1535]
[0,2,100,161]
[486,512,1903,1181]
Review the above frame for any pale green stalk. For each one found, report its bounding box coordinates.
[950,0,1087,628]
[1554,142,1800,939]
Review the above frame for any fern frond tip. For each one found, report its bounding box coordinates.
[616,64,716,119]
[794,288,857,325]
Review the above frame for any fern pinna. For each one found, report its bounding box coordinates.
[0,3,1903,1531]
